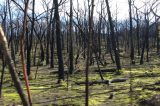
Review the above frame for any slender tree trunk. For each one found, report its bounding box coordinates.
[146,19,149,62]
[0,26,29,106]
[20,0,32,104]
[40,44,45,62]
[50,21,55,68]
[135,9,140,56]
[54,0,64,83]
[33,40,38,66]
[8,0,15,64]
[26,0,35,76]
[69,0,74,74]
[140,14,149,64]
[50,3,55,68]
[140,32,145,64]
[98,13,102,59]
[85,0,95,106]
[108,38,115,63]
[105,0,121,71]
[128,0,135,64]
[140,13,149,64]
[46,10,50,65]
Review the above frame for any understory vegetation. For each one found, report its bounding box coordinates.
[1,51,160,106]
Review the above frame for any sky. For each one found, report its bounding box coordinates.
[33,0,160,20]
[34,0,132,20]
[0,0,159,21]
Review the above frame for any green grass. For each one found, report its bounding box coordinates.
[1,54,160,106]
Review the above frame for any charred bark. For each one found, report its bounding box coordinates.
[54,0,64,83]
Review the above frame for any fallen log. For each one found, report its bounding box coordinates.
[143,86,160,91]
[75,80,109,85]
[110,78,128,83]
[75,78,128,85]
[95,68,117,73]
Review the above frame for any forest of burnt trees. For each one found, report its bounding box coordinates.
[0,0,160,106]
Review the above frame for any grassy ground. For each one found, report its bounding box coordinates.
[1,51,160,106]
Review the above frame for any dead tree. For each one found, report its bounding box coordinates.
[8,0,16,64]
[151,0,160,54]
[140,10,150,64]
[69,0,74,74]
[85,0,95,105]
[105,0,121,72]
[19,0,32,105]
[54,0,65,83]
[26,0,35,76]
[133,5,140,56]
[0,25,29,106]
[50,3,55,68]
[128,0,135,64]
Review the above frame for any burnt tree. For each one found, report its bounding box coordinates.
[54,0,64,83]
[105,0,121,72]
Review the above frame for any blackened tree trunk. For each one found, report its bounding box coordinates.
[128,0,135,64]
[98,4,102,59]
[8,0,15,64]
[135,8,140,56]
[40,43,45,62]
[140,31,145,64]
[54,0,64,83]
[26,0,35,76]
[33,39,38,66]
[69,0,74,74]
[26,36,31,76]
[46,7,50,65]
[140,13,149,64]
[108,36,115,63]
[105,0,121,71]
[50,20,55,68]
[85,0,95,105]
[50,3,55,68]
[115,4,120,52]
[145,18,149,62]
[15,20,20,54]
